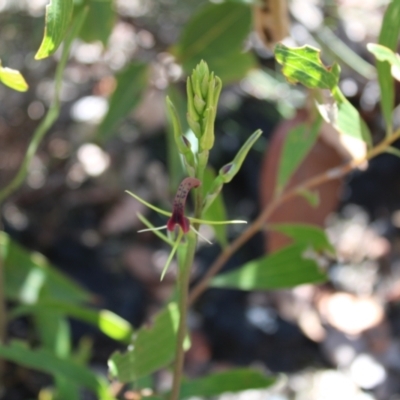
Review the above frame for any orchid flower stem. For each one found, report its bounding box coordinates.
[169,146,209,400]
[169,231,197,400]
[188,127,400,305]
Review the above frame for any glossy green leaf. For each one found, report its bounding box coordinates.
[35,0,74,59]
[11,300,133,343]
[0,63,28,92]
[276,117,321,193]
[211,242,327,290]
[331,86,372,146]
[0,341,100,392]
[202,168,228,247]
[268,223,335,255]
[97,62,148,141]
[0,232,91,304]
[377,0,400,129]
[275,44,340,90]
[79,0,115,45]
[177,2,256,83]
[367,43,400,78]
[108,303,179,383]
[178,369,276,399]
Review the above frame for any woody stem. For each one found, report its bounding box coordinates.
[188,128,400,305]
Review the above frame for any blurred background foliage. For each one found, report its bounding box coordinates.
[2,0,400,399]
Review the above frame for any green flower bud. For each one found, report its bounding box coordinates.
[196,60,209,88]
[213,77,222,109]
[201,73,209,99]
[194,94,206,115]
[199,107,215,151]
[217,129,263,182]
[191,74,203,102]
[186,77,199,122]
[187,113,202,138]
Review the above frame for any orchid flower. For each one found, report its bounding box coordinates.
[126,177,246,280]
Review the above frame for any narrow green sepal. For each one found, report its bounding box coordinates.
[137,213,174,246]
[160,230,183,281]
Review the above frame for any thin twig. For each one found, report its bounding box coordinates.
[189,130,400,305]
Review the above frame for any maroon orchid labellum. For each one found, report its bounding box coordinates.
[167,177,201,233]
[125,177,247,280]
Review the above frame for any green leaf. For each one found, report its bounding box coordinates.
[34,311,78,400]
[35,0,74,60]
[108,302,180,383]
[276,117,321,193]
[202,168,228,247]
[211,242,327,290]
[208,51,256,83]
[34,310,71,356]
[0,341,100,392]
[386,146,400,158]
[0,232,91,304]
[0,63,28,92]
[275,44,340,90]
[97,62,148,141]
[367,43,400,77]
[331,86,372,146]
[316,86,372,146]
[368,43,400,68]
[177,2,256,83]
[11,300,133,343]
[78,0,115,45]
[178,369,276,399]
[376,0,400,129]
[297,188,320,207]
[268,223,335,255]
